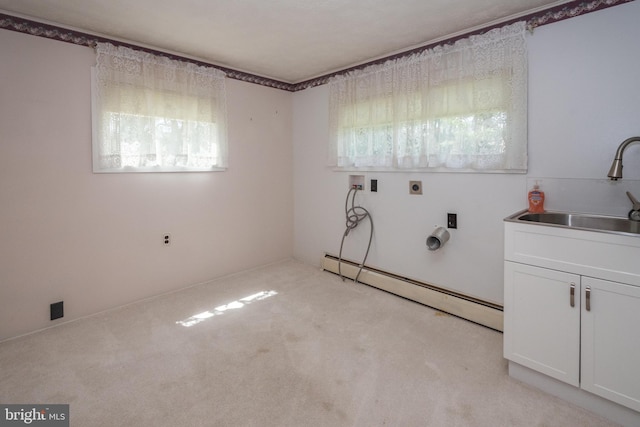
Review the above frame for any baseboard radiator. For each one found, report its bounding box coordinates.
[321,254,503,332]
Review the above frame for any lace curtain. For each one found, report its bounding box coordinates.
[92,43,228,172]
[329,21,527,172]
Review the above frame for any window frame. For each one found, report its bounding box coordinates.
[328,21,528,173]
[91,45,228,174]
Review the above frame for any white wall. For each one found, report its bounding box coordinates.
[527,0,640,215]
[0,29,293,341]
[293,1,640,304]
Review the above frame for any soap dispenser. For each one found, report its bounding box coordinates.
[528,181,545,213]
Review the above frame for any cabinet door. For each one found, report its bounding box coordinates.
[581,277,640,412]
[504,262,581,386]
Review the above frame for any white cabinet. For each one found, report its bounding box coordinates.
[504,262,580,386]
[504,221,640,414]
[581,276,640,411]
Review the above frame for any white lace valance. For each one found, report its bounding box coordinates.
[92,43,228,172]
[329,21,528,172]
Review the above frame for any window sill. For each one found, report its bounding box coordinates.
[93,166,227,174]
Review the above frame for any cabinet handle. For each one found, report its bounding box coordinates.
[570,283,575,307]
[585,286,591,311]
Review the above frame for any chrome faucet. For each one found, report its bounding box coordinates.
[607,136,640,180]
[626,191,640,221]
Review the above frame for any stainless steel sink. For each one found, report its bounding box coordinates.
[505,210,640,236]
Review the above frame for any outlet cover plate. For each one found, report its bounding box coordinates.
[409,181,422,195]
[50,301,64,320]
[447,213,458,229]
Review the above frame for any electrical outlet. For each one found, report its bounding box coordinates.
[447,213,457,229]
[163,233,171,246]
[50,301,64,320]
[409,180,422,195]
[371,179,378,192]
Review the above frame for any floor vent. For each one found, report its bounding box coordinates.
[321,254,503,332]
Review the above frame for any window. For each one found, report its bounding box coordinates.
[329,21,527,172]
[92,43,228,173]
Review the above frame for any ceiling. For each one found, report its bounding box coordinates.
[0,0,573,83]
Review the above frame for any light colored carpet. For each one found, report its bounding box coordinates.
[0,260,618,426]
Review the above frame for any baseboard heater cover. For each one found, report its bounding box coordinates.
[321,254,503,332]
